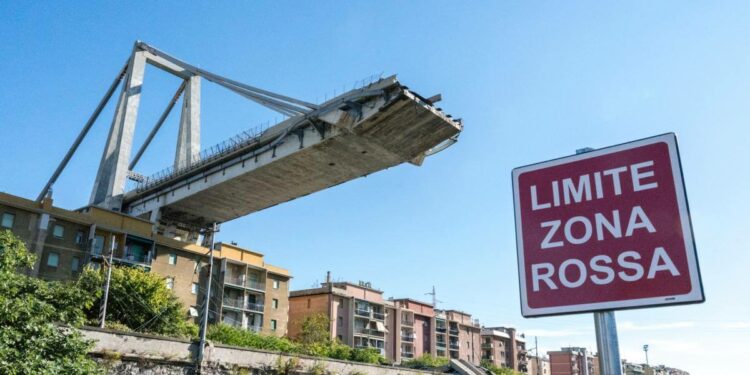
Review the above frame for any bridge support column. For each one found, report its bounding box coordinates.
[90,49,147,209]
[175,75,201,170]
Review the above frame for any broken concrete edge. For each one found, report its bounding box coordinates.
[79,326,447,374]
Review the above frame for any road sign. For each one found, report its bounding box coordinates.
[512,133,704,317]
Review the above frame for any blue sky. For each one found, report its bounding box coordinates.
[1,2,748,373]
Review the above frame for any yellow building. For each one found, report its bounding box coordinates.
[0,191,291,337]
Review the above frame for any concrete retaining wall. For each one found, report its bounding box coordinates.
[81,327,442,374]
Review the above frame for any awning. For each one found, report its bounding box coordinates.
[375,321,387,332]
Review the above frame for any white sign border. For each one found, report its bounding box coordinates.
[512,133,705,318]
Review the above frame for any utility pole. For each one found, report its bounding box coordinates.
[196,223,219,373]
[99,235,116,328]
[426,286,442,307]
[535,336,541,375]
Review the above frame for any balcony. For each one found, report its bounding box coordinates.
[436,326,447,333]
[355,308,371,317]
[401,351,414,358]
[449,342,460,350]
[482,343,493,349]
[225,276,265,291]
[401,335,415,343]
[372,311,385,320]
[355,329,385,338]
[436,341,446,349]
[449,328,459,336]
[401,318,414,326]
[223,297,245,309]
[246,302,264,313]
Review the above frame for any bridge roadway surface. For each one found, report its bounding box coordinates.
[123,76,462,227]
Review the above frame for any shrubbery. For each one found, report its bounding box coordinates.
[77,264,198,338]
[0,230,101,374]
[481,359,522,375]
[401,354,450,369]
[207,313,386,365]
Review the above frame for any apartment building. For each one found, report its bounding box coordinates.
[480,326,528,372]
[392,298,436,362]
[0,191,291,336]
[548,347,596,375]
[436,309,482,364]
[288,280,397,358]
[529,355,551,375]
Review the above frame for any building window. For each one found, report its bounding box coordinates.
[270,319,277,331]
[168,253,177,265]
[1,213,15,229]
[191,283,199,295]
[92,235,104,255]
[75,231,85,245]
[338,316,343,327]
[307,298,311,308]
[53,224,64,239]
[272,279,280,289]
[337,334,343,342]
[71,257,80,272]
[47,252,59,267]
[166,277,174,290]
[272,298,279,309]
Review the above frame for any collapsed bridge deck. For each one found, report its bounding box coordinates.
[124,77,461,227]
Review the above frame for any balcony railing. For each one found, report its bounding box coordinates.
[401,351,414,358]
[401,319,414,326]
[401,335,415,342]
[436,342,446,348]
[372,311,385,320]
[449,343,460,350]
[355,309,371,317]
[482,343,493,348]
[436,326,447,333]
[246,302,264,312]
[449,328,459,335]
[223,297,245,309]
[225,275,265,291]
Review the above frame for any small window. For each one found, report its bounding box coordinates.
[307,298,311,308]
[1,213,15,229]
[71,257,80,272]
[272,298,279,309]
[270,319,277,331]
[166,277,174,289]
[338,316,343,327]
[53,224,64,239]
[191,283,199,295]
[168,253,177,265]
[272,279,280,289]
[46,252,59,267]
[75,231,85,245]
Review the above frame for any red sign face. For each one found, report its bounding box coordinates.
[512,134,703,317]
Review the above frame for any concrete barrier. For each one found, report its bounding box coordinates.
[81,326,442,374]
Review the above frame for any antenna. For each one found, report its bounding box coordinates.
[425,285,443,307]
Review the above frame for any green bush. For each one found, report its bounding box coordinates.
[480,359,521,375]
[208,324,301,353]
[207,321,387,365]
[77,264,196,338]
[0,230,101,374]
[402,354,450,369]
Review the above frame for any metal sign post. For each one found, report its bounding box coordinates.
[594,310,622,374]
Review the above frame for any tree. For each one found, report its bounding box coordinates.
[77,264,197,338]
[297,313,331,345]
[0,230,101,374]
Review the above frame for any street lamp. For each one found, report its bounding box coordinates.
[643,344,649,366]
